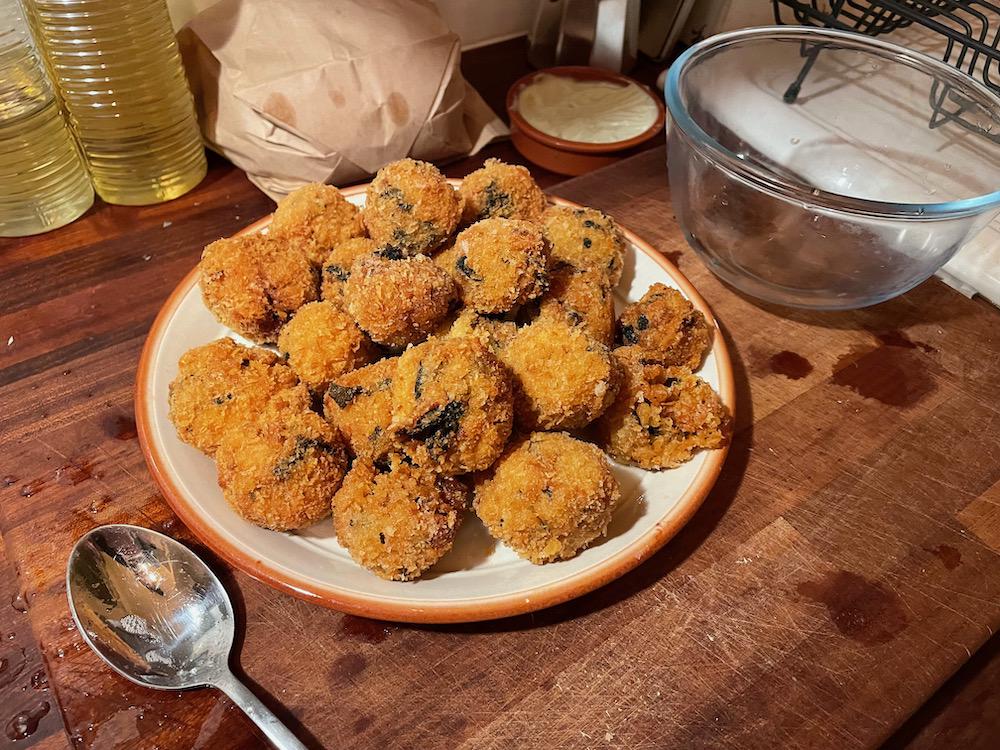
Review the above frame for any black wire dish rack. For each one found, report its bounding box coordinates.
[773,1,1000,140]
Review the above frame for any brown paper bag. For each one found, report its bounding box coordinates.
[179,0,508,200]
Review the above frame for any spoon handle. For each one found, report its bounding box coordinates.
[215,670,308,750]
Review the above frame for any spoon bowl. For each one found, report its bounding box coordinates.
[67,523,234,689]
[67,524,306,749]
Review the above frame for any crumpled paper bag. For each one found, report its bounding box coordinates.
[178,0,508,200]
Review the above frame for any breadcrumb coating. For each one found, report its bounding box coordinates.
[474,432,620,563]
[459,158,547,224]
[443,218,548,313]
[323,357,398,459]
[534,265,615,346]
[277,301,374,392]
[391,337,513,474]
[320,237,378,302]
[362,159,462,256]
[542,206,626,285]
[334,455,467,581]
[594,346,729,469]
[501,318,620,431]
[443,309,517,353]
[168,338,305,456]
[344,254,457,348]
[616,283,712,370]
[216,400,349,530]
[269,183,366,265]
[199,232,318,344]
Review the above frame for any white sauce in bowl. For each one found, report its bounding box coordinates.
[515,73,659,144]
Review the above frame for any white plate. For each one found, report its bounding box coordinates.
[136,183,735,623]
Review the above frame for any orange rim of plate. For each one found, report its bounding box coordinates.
[135,181,735,624]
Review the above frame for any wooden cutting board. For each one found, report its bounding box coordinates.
[1,147,999,750]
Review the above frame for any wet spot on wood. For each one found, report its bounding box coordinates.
[263,92,297,128]
[387,92,409,127]
[102,413,137,441]
[831,346,935,407]
[925,544,961,570]
[769,351,813,380]
[4,700,49,741]
[353,714,374,734]
[874,329,936,354]
[19,481,43,498]
[797,571,908,645]
[84,494,112,516]
[330,653,367,683]
[54,460,94,486]
[340,615,393,644]
[152,516,178,536]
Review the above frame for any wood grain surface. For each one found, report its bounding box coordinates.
[2,39,1000,750]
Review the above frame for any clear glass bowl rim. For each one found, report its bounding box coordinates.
[664,25,1000,220]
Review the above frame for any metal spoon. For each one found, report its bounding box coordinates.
[66,524,306,750]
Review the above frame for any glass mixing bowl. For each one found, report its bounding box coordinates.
[664,26,1000,309]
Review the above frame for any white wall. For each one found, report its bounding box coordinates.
[167,0,540,49]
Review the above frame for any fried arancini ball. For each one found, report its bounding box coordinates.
[269,183,366,266]
[323,357,397,458]
[320,238,378,302]
[500,318,620,431]
[216,401,349,530]
[343,254,457,349]
[277,301,374,393]
[616,283,712,370]
[594,346,729,470]
[534,265,615,346]
[362,159,462,256]
[199,233,318,344]
[459,158,548,224]
[542,206,626,286]
[391,337,513,474]
[473,432,620,564]
[443,218,548,314]
[333,455,467,581]
[444,309,517,353]
[168,338,306,456]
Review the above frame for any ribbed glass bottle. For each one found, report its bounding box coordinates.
[27,0,207,206]
[1,0,93,237]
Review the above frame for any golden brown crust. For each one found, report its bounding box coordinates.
[594,346,729,470]
[320,237,378,302]
[442,218,548,314]
[167,338,305,456]
[542,205,626,286]
[390,337,513,474]
[333,456,467,580]
[199,233,318,344]
[443,309,518,353]
[459,158,547,224]
[269,183,366,266]
[343,254,457,348]
[473,432,620,564]
[500,318,620,431]
[533,265,615,346]
[616,283,712,370]
[323,357,398,459]
[216,401,349,530]
[277,301,374,392]
[362,159,462,255]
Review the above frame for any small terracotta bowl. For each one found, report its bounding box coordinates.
[506,66,666,176]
